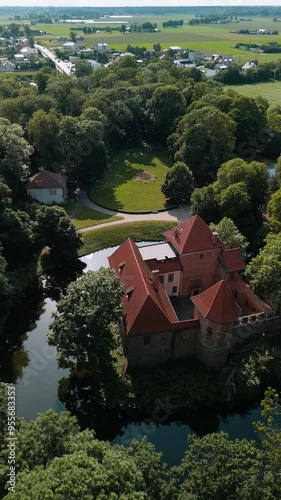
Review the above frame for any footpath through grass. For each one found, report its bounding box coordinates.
[228,81,281,106]
[72,205,123,229]
[89,147,174,212]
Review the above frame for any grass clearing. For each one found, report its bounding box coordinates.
[228,81,281,106]
[89,147,174,212]
[78,220,175,256]
[72,205,123,229]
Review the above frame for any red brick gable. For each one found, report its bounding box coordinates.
[108,238,178,335]
[26,170,67,190]
[164,215,224,254]
[191,280,241,324]
[221,248,245,273]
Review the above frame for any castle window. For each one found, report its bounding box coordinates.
[199,253,204,260]
[172,286,177,294]
[207,327,213,338]
[143,335,151,346]
[168,273,174,283]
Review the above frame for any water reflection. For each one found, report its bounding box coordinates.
[0,244,264,465]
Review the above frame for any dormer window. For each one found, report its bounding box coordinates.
[118,261,126,273]
[125,285,134,299]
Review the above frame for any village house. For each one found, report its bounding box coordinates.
[242,61,257,72]
[0,58,15,72]
[63,41,77,51]
[26,170,67,205]
[109,216,280,370]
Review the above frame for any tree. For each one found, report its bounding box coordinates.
[0,209,35,266]
[174,432,264,500]
[127,439,169,500]
[34,206,82,261]
[254,388,281,498]
[246,232,281,306]
[48,268,124,371]
[58,116,107,184]
[1,409,146,500]
[209,217,249,254]
[191,182,221,223]
[229,94,267,147]
[161,162,194,204]
[4,450,145,499]
[170,106,236,180]
[0,251,15,311]
[219,182,252,224]
[28,110,60,168]
[217,158,269,215]
[275,154,281,187]
[75,59,92,78]
[69,30,76,43]
[267,188,281,226]
[146,86,186,141]
[0,182,12,212]
[0,118,32,192]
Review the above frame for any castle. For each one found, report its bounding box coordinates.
[108,215,280,370]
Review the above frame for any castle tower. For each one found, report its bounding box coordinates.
[191,280,241,369]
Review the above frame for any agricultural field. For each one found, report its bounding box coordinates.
[89,147,173,212]
[1,13,281,63]
[228,81,281,106]
[37,19,281,63]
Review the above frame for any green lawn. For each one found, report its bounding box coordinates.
[228,81,281,106]
[72,205,123,229]
[79,220,175,256]
[89,147,173,212]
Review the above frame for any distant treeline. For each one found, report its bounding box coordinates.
[162,20,183,28]
[215,60,281,85]
[188,15,233,25]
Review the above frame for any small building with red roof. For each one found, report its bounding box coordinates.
[26,170,67,205]
[109,215,276,369]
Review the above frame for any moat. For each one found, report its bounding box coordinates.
[0,244,265,466]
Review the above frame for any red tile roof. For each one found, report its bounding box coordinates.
[144,257,182,274]
[108,238,178,335]
[191,280,241,324]
[26,170,67,190]
[221,248,245,273]
[164,215,224,254]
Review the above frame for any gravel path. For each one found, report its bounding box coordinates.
[78,194,191,232]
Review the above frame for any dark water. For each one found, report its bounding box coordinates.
[0,244,264,466]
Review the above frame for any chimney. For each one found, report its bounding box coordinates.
[212,231,218,245]
[151,270,159,290]
[173,227,179,238]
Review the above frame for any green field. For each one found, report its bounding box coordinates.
[79,220,175,256]
[25,15,281,63]
[228,81,281,106]
[89,147,173,212]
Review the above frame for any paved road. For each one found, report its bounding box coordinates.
[35,44,73,75]
[78,194,191,232]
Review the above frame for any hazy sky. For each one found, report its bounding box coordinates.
[1,0,281,7]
